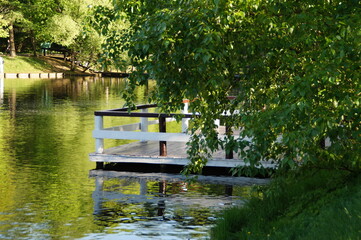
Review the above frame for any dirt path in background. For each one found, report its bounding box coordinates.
[40,56,93,75]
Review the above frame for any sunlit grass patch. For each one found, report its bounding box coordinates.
[2,56,54,73]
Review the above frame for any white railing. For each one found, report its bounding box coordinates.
[93,103,191,156]
[91,100,246,169]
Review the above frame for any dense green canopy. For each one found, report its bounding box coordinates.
[104,0,360,174]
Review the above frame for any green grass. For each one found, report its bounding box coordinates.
[211,168,361,240]
[2,56,54,73]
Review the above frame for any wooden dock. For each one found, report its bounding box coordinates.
[89,141,275,168]
[89,103,276,169]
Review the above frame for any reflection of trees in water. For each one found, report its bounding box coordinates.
[1,77,153,161]
[1,77,154,110]
[0,77,157,239]
[0,77,126,239]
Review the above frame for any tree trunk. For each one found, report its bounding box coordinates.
[9,23,16,58]
[70,51,79,71]
[30,31,38,57]
[71,52,76,71]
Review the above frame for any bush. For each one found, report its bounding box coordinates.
[211,168,361,239]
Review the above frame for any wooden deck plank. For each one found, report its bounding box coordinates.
[101,141,229,158]
[89,141,276,169]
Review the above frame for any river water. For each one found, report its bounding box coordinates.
[0,77,266,240]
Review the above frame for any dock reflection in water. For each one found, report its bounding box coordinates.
[84,170,269,240]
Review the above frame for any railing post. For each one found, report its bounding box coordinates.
[181,101,189,133]
[159,116,167,156]
[214,119,220,128]
[95,116,104,153]
[141,108,149,142]
[95,115,104,169]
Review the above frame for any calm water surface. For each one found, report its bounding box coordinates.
[0,77,260,240]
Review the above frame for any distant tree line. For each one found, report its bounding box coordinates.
[0,0,129,71]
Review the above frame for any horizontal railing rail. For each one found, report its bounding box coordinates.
[94,111,195,118]
[94,104,195,118]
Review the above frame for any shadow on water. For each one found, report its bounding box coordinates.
[103,162,239,176]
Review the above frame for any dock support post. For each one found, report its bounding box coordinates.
[95,115,104,169]
[225,124,233,159]
[141,108,149,142]
[96,162,104,169]
[181,101,189,133]
[225,185,233,196]
[159,116,167,156]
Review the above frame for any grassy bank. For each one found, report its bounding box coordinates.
[1,55,91,75]
[2,56,56,73]
[212,168,361,239]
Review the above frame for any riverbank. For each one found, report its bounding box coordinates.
[211,167,361,239]
[1,55,93,75]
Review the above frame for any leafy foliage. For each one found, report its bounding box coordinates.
[91,4,130,71]
[103,0,361,174]
[0,15,8,37]
[45,14,80,46]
